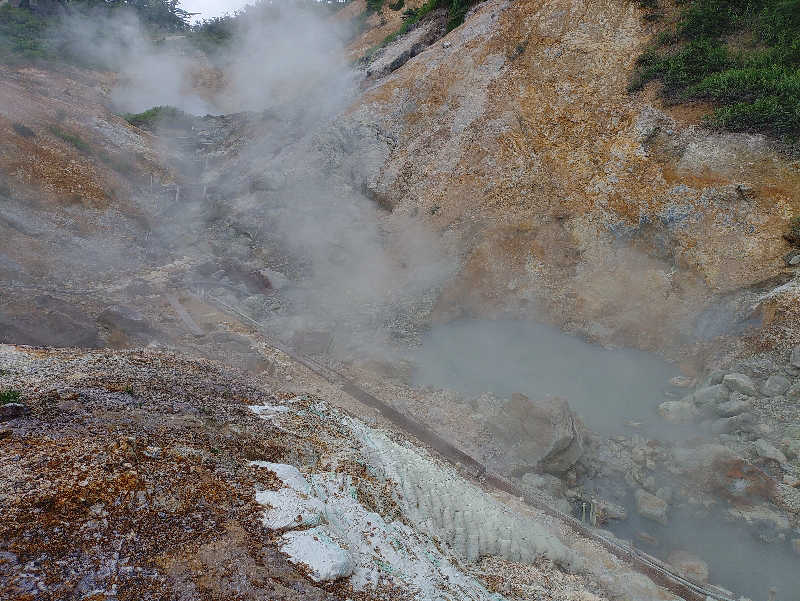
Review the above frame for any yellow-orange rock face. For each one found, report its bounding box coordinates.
[348,0,800,354]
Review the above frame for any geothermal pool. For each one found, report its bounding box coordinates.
[412,318,799,600]
[412,318,680,436]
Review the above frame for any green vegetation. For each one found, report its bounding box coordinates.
[0,389,22,405]
[366,0,385,12]
[630,0,800,140]
[0,0,193,64]
[122,105,193,130]
[0,4,50,61]
[48,125,92,153]
[363,0,478,61]
[389,0,405,9]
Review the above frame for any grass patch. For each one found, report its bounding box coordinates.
[630,0,800,140]
[122,105,193,131]
[48,125,92,154]
[0,389,22,405]
[361,0,480,62]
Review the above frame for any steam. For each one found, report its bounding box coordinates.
[45,1,455,360]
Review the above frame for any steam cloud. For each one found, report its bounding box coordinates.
[49,2,455,360]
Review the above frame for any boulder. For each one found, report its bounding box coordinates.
[487,395,583,475]
[711,412,756,435]
[723,373,759,396]
[715,393,751,417]
[762,374,790,397]
[0,402,28,421]
[634,489,668,525]
[280,526,353,582]
[754,439,787,464]
[658,400,699,423]
[791,345,800,369]
[784,439,800,460]
[692,384,729,407]
[667,550,709,583]
[593,498,627,521]
[786,381,800,401]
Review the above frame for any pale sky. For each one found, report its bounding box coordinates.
[181,0,255,21]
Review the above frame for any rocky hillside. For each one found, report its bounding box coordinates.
[1,0,800,599]
[346,0,800,359]
[1,343,677,600]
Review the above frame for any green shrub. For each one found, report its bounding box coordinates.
[631,0,800,139]
[122,105,193,130]
[0,389,22,405]
[366,0,385,13]
[389,0,405,9]
[0,4,50,61]
[48,125,92,154]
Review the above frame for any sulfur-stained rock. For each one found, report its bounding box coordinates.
[667,550,709,584]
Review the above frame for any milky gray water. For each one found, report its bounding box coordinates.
[412,318,680,436]
[412,319,800,600]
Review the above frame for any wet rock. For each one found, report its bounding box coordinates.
[785,250,800,266]
[704,371,725,386]
[0,402,28,421]
[754,439,787,464]
[593,498,627,521]
[634,489,668,525]
[669,376,695,388]
[762,374,790,396]
[723,373,758,396]
[715,393,751,417]
[658,400,698,423]
[711,412,756,435]
[667,550,709,584]
[786,381,800,401]
[692,384,729,407]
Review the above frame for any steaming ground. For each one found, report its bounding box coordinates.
[3,4,800,601]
